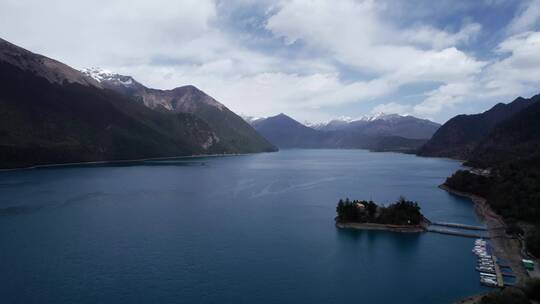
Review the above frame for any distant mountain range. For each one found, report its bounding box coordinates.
[250,114,327,149]
[306,113,440,139]
[245,113,435,152]
[418,95,537,159]
[0,38,274,169]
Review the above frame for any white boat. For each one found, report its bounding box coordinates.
[477,268,495,273]
[480,277,497,283]
[478,260,494,264]
[479,258,493,261]
[480,280,498,287]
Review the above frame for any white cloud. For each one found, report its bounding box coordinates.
[483,31,540,96]
[404,22,482,50]
[265,0,486,120]
[266,0,484,77]
[0,0,220,71]
[371,102,412,115]
[508,0,540,34]
[413,30,540,116]
[413,81,477,115]
[0,0,538,123]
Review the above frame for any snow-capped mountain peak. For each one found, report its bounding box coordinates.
[81,67,114,82]
[241,115,265,124]
[306,113,404,129]
[304,116,354,128]
[81,67,136,88]
[358,112,402,122]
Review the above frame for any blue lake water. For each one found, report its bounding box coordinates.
[0,149,488,303]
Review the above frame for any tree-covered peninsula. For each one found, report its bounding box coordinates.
[335,197,427,231]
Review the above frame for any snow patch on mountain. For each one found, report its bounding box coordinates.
[241,115,265,124]
[306,112,404,129]
[81,67,136,88]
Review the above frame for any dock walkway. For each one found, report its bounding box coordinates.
[429,221,487,231]
[493,256,505,287]
[425,227,488,238]
[425,220,489,238]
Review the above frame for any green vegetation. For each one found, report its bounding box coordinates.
[524,278,540,301]
[336,197,423,226]
[526,227,540,258]
[444,170,491,197]
[479,279,540,304]
[439,96,540,303]
[479,288,529,304]
[445,167,540,257]
[443,95,540,258]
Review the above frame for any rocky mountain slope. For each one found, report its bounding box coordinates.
[82,68,275,153]
[0,38,274,168]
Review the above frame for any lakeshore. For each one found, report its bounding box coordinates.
[439,184,540,303]
[335,220,427,233]
[439,184,530,285]
[335,183,532,303]
[0,152,256,172]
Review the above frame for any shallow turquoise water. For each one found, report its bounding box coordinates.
[0,149,488,303]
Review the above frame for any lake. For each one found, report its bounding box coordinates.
[0,149,488,303]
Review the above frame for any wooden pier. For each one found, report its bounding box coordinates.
[425,227,489,238]
[429,221,487,231]
[492,256,504,287]
[425,220,489,238]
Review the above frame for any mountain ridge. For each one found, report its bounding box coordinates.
[82,67,275,153]
[0,38,275,169]
[441,93,540,261]
[466,93,540,168]
[249,112,440,141]
[247,113,428,152]
[418,95,537,159]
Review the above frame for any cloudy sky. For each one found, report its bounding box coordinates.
[1,0,540,123]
